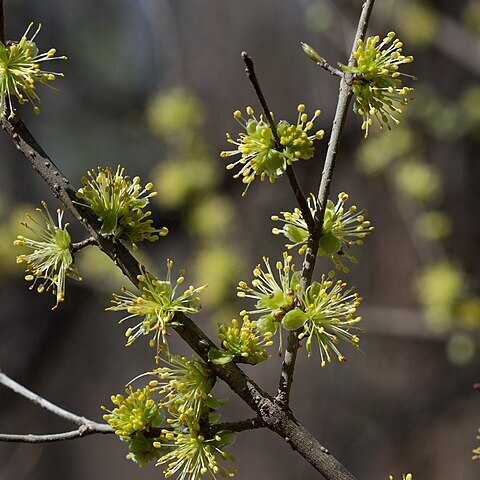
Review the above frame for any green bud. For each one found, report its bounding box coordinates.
[301,42,323,63]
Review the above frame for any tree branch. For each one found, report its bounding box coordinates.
[241,52,314,233]
[276,0,376,408]
[0,427,112,444]
[0,371,113,442]
[204,417,265,436]
[71,237,97,254]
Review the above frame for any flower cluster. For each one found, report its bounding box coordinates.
[298,273,363,366]
[237,252,300,322]
[389,475,413,480]
[157,430,235,480]
[221,105,324,194]
[340,32,414,137]
[149,355,215,429]
[76,166,168,250]
[210,315,274,365]
[105,354,236,477]
[272,192,373,272]
[0,22,66,118]
[236,255,362,364]
[102,386,164,437]
[102,386,165,467]
[237,253,303,353]
[14,202,81,308]
[108,260,207,355]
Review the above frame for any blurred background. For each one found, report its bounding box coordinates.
[0,0,479,478]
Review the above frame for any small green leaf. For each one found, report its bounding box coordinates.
[284,224,308,244]
[203,396,222,410]
[101,212,118,236]
[319,232,342,254]
[256,315,277,335]
[282,309,308,331]
[215,430,236,448]
[208,349,234,365]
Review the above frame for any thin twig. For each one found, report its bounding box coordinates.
[0,427,112,444]
[0,371,113,442]
[317,60,344,78]
[0,372,110,429]
[276,0,376,408]
[71,236,97,253]
[241,52,314,233]
[305,49,344,78]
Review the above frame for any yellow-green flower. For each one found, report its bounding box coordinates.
[156,430,236,480]
[237,252,300,322]
[108,260,207,355]
[211,314,274,365]
[0,22,66,118]
[102,386,164,438]
[340,32,415,137]
[149,355,215,428]
[297,273,363,366]
[76,165,168,250]
[14,202,81,308]
[389,475,413,480]
[221,105,324,194]
[272,192,373,272]
[473,429,480,460]
[102,386,165,467]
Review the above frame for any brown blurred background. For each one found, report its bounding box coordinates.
[1,0,479,479]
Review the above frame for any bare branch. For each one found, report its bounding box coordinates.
[0,426,112,444]
[71,236,97,254]
[316,59,344,78]
[0,371,113,442]
[0,372,111,430]
[241,52,314,233]
[276,0,376,408]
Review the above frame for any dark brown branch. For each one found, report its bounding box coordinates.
[276,0,376,408]
[241,51,314,233]
[204,417,265,436]
[71,237,97,254]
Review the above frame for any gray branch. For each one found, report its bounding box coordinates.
[0,371,113,442]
